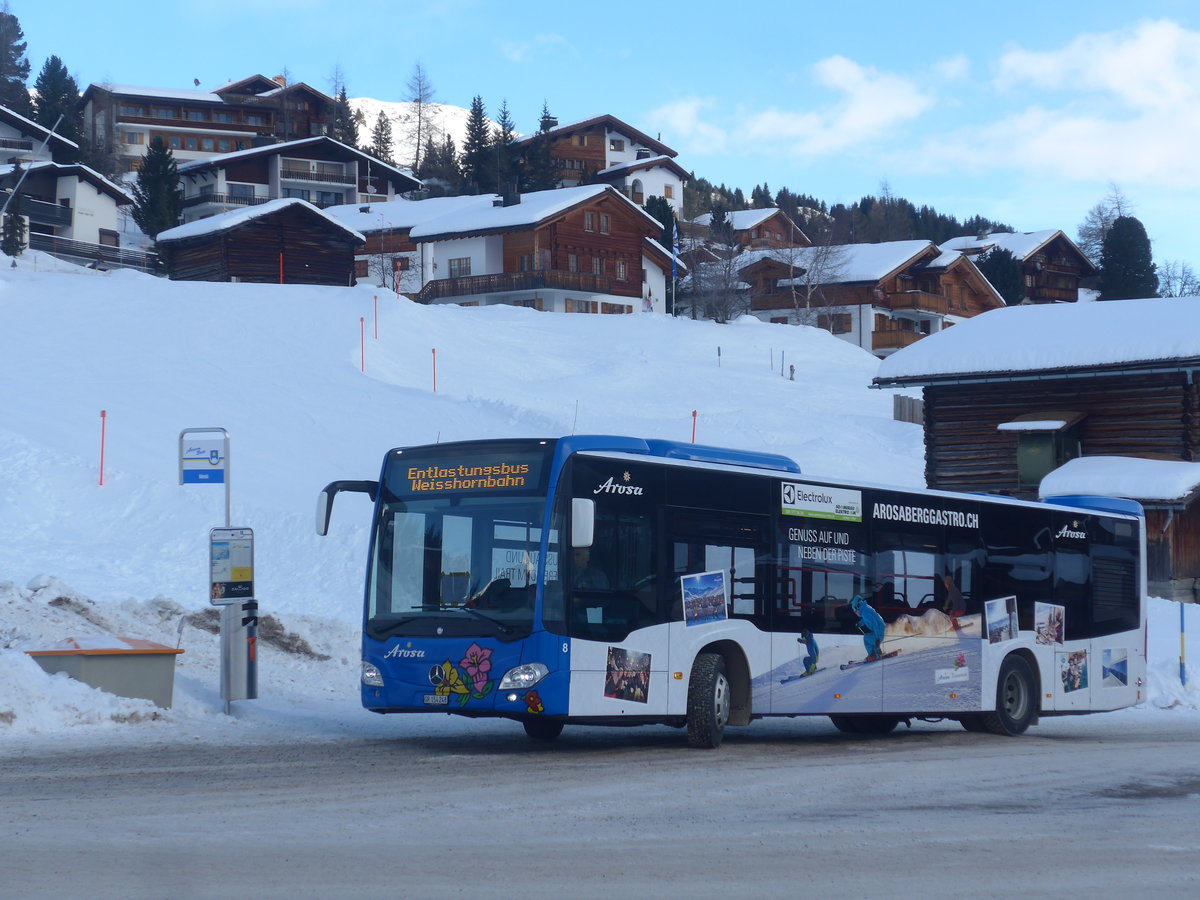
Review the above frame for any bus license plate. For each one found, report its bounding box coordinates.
[423,694,448,706]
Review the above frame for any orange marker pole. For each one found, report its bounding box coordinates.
[691,409,697,444]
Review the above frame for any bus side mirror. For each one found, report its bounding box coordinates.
[571,498,595,548]
[316,480,379,535]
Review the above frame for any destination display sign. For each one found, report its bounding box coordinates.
[387,446,548,497]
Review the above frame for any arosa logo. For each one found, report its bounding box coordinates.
[1055,521,1087,540]
[594,471,643,496]
[384,644,426,659]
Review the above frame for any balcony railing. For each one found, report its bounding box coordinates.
[886,290,948,316]
[0,191,73,227]
[0,137,33,153]
[280,168,355,185]
[182,192,272,209]
[872,329,925,350]
[28,233,160,273]
[416,269,614,303]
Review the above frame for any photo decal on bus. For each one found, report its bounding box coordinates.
[1058,649,1089,693]
[605,647,651,703]
[985,596,1019,644]
[1102,648,1129,688]
[1035,602,1066,647]
[681,570,728,627]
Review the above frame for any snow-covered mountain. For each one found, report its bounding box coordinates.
[350,96,480,169]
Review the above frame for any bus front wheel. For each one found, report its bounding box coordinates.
[523,719,564,741]
[687,653,730,749]
[984,655,1037,736]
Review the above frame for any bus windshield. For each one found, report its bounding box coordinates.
[365,441,556,643]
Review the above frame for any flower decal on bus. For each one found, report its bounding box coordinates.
[524,690,544,714]
[460,643,493,694]
[429,644,496,708]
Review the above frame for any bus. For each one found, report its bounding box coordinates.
[316,434,1146,748]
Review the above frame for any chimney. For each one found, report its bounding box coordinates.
[502,179,521,207]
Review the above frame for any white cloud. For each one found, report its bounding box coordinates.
[643,97,728,154]
[741,56,933,157]
[934,54,970,82]
[499,33,573,64]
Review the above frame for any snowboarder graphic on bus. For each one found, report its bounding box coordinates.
[799,630,819,676]
[850,594,886,662]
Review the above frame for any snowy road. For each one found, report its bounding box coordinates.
[3,712,1198,898]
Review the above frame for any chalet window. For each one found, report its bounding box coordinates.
[574,135,587,147]
[245,114,266,126]
[355,259,369,278]
[566,299,598,313]
[600,214,610,234]
[185,110,206,122]
[448,257,471,278]
[229,183,255,201]
[202,138,215,151]
[396,257,410,271]
[317,162,344,178]
[120,105,144,116]
[609,139,624,152]
[616,260,627,281]
[186,137,197,150]
[1025,274,1035,287]
[122,132,144,145]
[218,139,231,152]
[213,112,234,124]
[284,188,310,200]
[601,303,632,314]
[98,229,120,248]
[152,108,175,118]
[168,136,181,149]
[519,255,530,272]
[584,212,595,232]
[664,185,673,199]
[593,258,603,275]
[568,253,578,273]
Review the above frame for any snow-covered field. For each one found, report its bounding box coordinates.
[1,251,1196,749]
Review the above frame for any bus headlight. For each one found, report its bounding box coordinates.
[361,661,384,687]
[499,662,549,690]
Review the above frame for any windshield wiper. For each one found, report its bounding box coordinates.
[370,616,422,640]
[459,605,514,634]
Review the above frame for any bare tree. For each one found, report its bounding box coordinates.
[1156,259,1200,298]
[1077,182,1132,265]
[401,63,436,172]
[782,239,849,327]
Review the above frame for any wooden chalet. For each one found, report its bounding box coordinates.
[156,198,364,285]
[872,298,1200,602]
[940,230,1096,304]
[688,208,810,251]
[406,184,675,314]
[733,241,1002,356]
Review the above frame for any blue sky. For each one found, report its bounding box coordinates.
[18,0,1200,267]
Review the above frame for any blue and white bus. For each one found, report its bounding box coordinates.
[317,435,1146,748]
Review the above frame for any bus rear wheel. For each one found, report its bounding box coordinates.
[983,655,1037,736]
[687,653,730,749]
[523,719,564,742]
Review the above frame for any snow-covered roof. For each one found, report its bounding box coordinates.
[324,194,500,233]
[0,160,132,203]
[596,154,688,179]
[938,230,1094,273]
[1041,456,1200,504]
[0,104,80,149]
[513,114,675,156]
[96,83,228,104]
[735,240,935,284]
[408,184,661,241]
[155,198,365,244]
[874,297,1200,384]
[692,208,783,231]
[177,137,419,185]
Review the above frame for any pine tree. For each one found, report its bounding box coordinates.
[975,247,1025,306]
[1,161,25,256]
[1098,215,1158,300]
[33,56,82,160]
[461,95,493,193]
[328,87,359,147]
[0,4,31,117]
[130,138,183,239]
[491,99,519,194]
[520,102,558,192]
[368,110,394,165]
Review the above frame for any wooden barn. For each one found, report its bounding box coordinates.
[873,297,1200,603]
[156,198,364,285]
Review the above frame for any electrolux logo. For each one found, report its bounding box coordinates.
[594,471,644,496]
